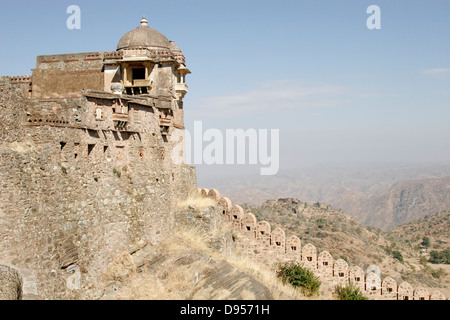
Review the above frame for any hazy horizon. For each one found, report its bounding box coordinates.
[197,160,450,187]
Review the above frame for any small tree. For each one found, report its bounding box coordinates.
[392,250,404,262]
[421,237,431,248]
[276,261,321,297]
[429,249,450,264]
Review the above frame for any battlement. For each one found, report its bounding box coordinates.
[199,188,448,301]
[3,75,32,97]
[35,52,106,66]
[6,75,32,83]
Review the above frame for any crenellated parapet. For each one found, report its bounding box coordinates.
[4,75,32,97]
[198,187,448,300]
[6,75,31,83]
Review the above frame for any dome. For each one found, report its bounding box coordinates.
[117,17,171,50]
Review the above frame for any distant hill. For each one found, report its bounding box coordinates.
[201,163,450,230]
[356,176,450,230]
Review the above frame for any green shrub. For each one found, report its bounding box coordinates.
[430,269,445,279]
[421,237,431,248]
[335,283,368,300]
[392,250,404,262]
[276,261,321,297]
[429,249,450,264]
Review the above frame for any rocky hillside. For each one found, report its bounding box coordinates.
[357,176,450,230]
[387,211,449,256]
[241,198,395,271]
[386,211,450,297]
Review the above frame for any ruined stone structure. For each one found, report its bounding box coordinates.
[0,17,196,299]
[201,188,448,300]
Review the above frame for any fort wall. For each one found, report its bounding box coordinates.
[0,18,195,300]
[202,188,448,300]
[0,78,196,299]
[31,52,106,99]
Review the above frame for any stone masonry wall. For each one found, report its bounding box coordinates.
[0,78,197,299]
[200,188,448,301]
[0,265,23,300]
[32,52,105,99]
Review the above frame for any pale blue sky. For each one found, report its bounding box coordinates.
[1,0,449,178]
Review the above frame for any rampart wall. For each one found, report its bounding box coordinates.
[0,79,196,299]
[199,188,448,300]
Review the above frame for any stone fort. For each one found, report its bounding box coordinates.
[0,17,196,299]
[0,17,447,300]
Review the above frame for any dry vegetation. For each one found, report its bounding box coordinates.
[89,206,308,300]
[176,189,217,210]
[87,198,449,300]
[388,211,449,253]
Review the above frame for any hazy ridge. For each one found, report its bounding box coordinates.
[200,162,450,230]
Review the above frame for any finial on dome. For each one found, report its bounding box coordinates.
[140,16,148,26]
